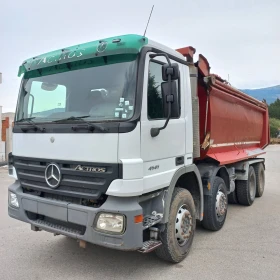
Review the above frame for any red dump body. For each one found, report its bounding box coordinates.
[177,47,270,165]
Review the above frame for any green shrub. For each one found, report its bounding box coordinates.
[270,118,280,137]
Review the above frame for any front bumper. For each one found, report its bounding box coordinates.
[8,181,143,251]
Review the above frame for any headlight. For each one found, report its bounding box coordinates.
[95,213,125,234]
[8,152,13,175]
[8,191,19,208]
[8,153,18,180]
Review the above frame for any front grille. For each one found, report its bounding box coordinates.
[15,156,121,200]
[43,193,82,204]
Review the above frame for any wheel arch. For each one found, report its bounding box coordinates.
[216,167,230,193]
[196,164,231,195]
[163,165,204,222]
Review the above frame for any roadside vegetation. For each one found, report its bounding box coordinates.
[268,98,280,143]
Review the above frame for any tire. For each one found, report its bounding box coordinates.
[254,163,265,197]
[155,188,196,263]
[236,166,256,206]
[228,188,238,204]
[202,177,228,231]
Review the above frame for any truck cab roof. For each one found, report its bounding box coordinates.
[18,34,185,77]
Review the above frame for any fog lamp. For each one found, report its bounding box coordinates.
[9,192,19,208]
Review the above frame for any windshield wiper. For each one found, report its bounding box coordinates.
[16,118,45,132]
[53,116,108,132]
[53,115,90,122]
[16,117,36,122]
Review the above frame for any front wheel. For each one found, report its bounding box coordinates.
[155,188,196,263]
[202,177,228,231]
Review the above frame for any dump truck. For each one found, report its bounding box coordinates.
[8,34,270,263]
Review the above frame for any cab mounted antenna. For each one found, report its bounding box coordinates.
[143,5,154,37]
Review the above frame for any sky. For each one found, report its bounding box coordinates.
[0,0,279,112]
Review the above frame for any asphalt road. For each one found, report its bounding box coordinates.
[0,145,280,280]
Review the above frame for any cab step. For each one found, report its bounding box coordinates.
[143,214,163,229]
[138,240,162,253]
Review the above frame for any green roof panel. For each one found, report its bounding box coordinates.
[18,34,148,77]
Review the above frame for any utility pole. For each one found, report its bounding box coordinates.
[0,72,2,84]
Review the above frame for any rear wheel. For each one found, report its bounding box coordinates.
[202,177,228,231]
[155,188,196,263]
[236,166,256,206]
[254,163,265,197]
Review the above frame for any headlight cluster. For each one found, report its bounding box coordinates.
[8,153,18,180]
[95,213,125,234]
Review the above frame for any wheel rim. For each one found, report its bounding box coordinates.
[249,173,256,199]
[175,205,193,246]
[215,188,227,218]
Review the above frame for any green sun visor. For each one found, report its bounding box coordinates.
[18,34,148,77]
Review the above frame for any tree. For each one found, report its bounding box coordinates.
[147,71,163,119]
[269,98,280,119]
[270,118,280,138]
[268,99,280,137]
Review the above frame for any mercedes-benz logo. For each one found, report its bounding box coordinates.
[97,41,107,53]
[45,163,61,188]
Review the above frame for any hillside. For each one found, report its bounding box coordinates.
[241,85,280,104]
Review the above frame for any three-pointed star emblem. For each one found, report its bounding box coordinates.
[45,163,61,188]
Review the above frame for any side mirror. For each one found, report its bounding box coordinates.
[162,81,180,118]
[149,53,180,137]
[162,63,179,81]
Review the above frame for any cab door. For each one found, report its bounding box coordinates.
[140,53,187,193]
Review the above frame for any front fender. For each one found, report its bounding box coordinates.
[162,164,204,222]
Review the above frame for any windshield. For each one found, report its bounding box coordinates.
[16,58,137,123]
